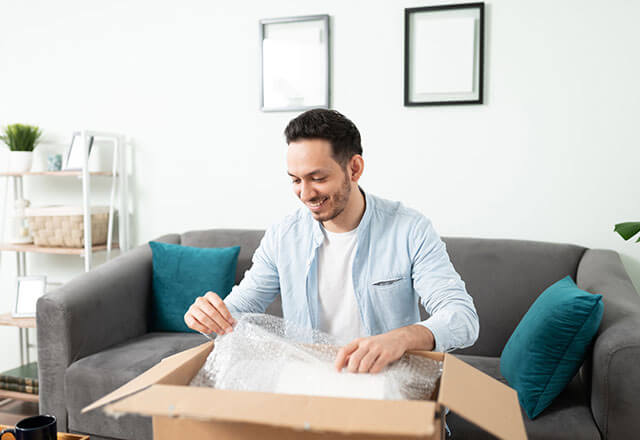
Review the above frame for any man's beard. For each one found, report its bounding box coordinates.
[310,172,351,223]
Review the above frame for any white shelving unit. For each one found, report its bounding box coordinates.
[0,131,131,401]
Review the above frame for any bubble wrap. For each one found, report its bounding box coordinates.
[190,313,442,401]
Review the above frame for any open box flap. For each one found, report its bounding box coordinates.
[106,384,437,437]
[82,341,213,413]
[438,354,527,440]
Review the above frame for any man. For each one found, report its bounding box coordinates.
[185,109,479,374]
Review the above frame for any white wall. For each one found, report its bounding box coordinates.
[0,0,639,371]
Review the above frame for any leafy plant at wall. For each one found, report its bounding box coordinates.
[614,222,640,242]
[0,123,43,151]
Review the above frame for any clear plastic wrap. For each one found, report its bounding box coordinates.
[190,313,443,401]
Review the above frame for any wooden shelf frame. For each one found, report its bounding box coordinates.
[0,130,131,369]
[0,313,36,329]
[0,390,38,404]
[0,243,118,256]
[0,171,115,177]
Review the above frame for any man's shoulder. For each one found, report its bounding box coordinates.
[368,193,430,227]
[266,206,312,238]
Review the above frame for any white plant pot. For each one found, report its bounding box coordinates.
[8,151,33,173]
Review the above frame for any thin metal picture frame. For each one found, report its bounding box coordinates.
[404,3,485,106]
[13,275,47,318]
[259,14,331,112]
[63,132,94,171]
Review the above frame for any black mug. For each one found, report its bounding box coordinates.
[0,414,57,440]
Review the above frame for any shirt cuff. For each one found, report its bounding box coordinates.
[418,314,451,353]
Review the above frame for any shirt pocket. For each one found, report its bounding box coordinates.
[369,276,416,332]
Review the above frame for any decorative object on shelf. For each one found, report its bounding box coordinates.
[404,3,485,106]
[9,199,33,244]
[46,153,62,171]
[260,14,330,112]
[25,205,111,247]
[0,123,43,173]
[63,132,94,171]
[12,275,47,318]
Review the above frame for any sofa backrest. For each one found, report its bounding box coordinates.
[180,229,587,358]
[442,237,586,357]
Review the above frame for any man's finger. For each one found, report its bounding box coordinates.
[347,346,368,373]
[184,313,212,334]
[197,296,234,332]
[192,307,224,334]
[370,353,392,374]
[358,350,380,373]
[205,292,236,325]
[335,340,359,371]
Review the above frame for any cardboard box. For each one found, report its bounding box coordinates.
[83,342,527,440]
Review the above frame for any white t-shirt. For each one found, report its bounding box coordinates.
[317,225,366,342]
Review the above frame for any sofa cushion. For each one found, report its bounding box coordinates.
[179,229,265,285]
[447,354,601,440]
[65,332,205,440]
[500,276,603,419]
[149,241,240,332]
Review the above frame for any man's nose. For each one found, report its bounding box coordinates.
[300,182,317,201]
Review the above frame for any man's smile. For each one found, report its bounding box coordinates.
[307,197,328,211]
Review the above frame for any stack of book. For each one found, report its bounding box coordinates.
[0,362,38,395]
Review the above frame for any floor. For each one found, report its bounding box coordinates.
[0,399,38,426]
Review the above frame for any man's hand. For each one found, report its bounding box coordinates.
[334,325,435,374]
[184,291,236,335]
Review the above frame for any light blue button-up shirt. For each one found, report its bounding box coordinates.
[225,190,479,352]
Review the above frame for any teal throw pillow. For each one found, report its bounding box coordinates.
[500,276,603,419]
[149,241,240,332]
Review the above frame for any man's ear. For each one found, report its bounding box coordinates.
[349,155,364,182]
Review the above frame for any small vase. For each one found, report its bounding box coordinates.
[47,154,62,171]
[8,151,33,173]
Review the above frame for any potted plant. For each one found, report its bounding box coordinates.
[614,222,640,242]
[0,123,43,172]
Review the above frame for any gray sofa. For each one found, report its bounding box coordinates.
[36,229,640,440]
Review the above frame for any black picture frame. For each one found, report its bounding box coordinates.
[259,14,331,112]
[404,3,485,106]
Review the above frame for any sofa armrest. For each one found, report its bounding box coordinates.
[36,234,179,429]
[577,249,640,440]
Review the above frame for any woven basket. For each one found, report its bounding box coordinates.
[25,205,111,248]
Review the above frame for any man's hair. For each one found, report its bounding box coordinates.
[284,109,362,166]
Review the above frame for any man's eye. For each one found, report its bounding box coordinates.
[312,177,326,182]
[291,179,301,184]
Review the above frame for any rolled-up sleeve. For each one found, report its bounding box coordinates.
[224,225,281,316]
[410,216,479,352]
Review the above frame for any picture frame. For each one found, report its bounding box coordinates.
[259,14,330,112]
[63,132,94,171]
[12,275,47,318]
[404,3,485,106]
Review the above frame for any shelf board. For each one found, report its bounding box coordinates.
[0,171,114,177]
[0,243,119,255]
[0,313,36,329]
[0,391,39,404]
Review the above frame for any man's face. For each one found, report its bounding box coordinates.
[287,139,352,223]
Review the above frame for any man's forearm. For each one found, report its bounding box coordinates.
[419,296,479,352]
[395,324,436,352]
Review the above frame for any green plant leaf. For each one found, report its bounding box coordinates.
[0,123,43,151]
[614,222,640,241]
